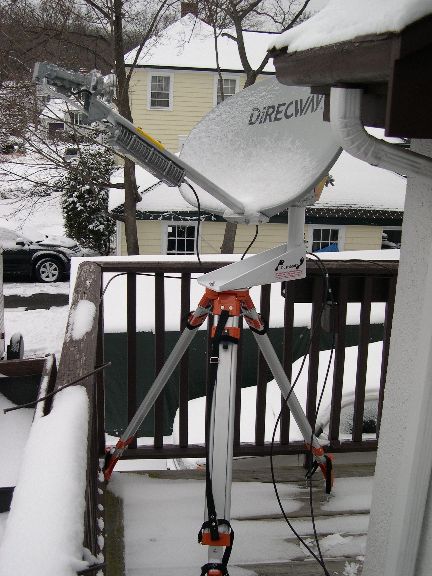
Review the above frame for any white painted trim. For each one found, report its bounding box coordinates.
[307,224,345,252]
[147,72,174,111]
[115,221,122,255]
[213,73,240,107]
[161,220,199,255]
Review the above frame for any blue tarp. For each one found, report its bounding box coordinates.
[315,243,339,253]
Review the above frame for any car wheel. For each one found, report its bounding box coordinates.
[35,258,63,283]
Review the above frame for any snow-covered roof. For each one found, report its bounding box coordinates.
[110,129,406,216]
[315,152,406,212]
[269,0,432,53]
[109,165,194,214]
[125,14,275,73]
[40,98,80,122]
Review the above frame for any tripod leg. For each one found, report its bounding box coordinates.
[252,332,329,466]
[205,318,238,571]
[104,320,201,480]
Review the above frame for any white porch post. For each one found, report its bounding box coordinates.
[363,140,432,576]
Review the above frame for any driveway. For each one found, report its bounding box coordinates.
[3,281,70,310]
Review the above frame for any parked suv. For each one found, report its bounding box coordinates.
[0,227,87,282]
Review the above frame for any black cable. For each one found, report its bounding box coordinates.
[269,254,334,575]
[100,270,202,298]
[4,362,111,414]
[307,333,335,568]
[241,225,259,260]
[183,179,202,266]
[305,252,336,572]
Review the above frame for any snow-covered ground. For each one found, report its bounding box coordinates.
[0,264,379,574]
[0,149,65,238]
[109,472,371,576]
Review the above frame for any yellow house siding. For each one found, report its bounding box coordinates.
[200,221,226,254]
[118,220,384,256]
[234,223,287,253]
[200,222,287,255]
[343,225,383,251]
[119,221,163,255]
[128,68,250,152]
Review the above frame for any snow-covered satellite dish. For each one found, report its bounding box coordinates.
[179,77,341,220]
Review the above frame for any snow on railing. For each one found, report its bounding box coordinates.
[0,262,105,576]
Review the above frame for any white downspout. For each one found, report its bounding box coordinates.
[329,87,432,178]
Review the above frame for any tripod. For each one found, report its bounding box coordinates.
[104,286,333,576]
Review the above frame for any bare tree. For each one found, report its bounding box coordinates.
[0,0,178,254]
[201,0,311,253]
[76,0,178,254]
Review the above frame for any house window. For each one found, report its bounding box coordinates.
[48,122,65,138]
[311,227,340,252]
[382,227,402,249]
[166,223,197,254]
[69,111,85,125]
[150,75,171,108]
[216,77,238,105]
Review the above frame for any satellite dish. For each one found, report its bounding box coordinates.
[179,77,341,220]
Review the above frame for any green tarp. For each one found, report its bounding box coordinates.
[104,324,384,437]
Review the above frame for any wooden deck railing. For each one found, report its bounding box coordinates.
[66,258,397,461]
[50,262,105,574]
[53,257,398,574]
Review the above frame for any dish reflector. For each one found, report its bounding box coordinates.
[179,78,341,219]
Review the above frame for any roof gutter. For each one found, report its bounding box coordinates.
[329,87,432,179]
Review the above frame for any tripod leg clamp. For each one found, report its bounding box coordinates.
[198,520,234,576]
[200,563,229,576]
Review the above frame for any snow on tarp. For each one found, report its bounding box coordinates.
[126,14,275,72]
[70,251,397,334]
[0,387,90,576]
[269,0,432,53]
[172,341,383,461]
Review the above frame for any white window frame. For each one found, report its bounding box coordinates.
[68,111,85,125]
[307,225,345,252]
[147,72,174,110]
[162,221,199,255]
[213,74,240,106]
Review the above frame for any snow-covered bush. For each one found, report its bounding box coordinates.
[60,147,115,255]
